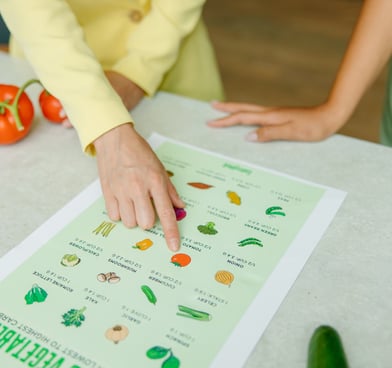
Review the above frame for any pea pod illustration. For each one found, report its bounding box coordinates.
[237,237,263,247]
[265,206,286,216]
[141,285,157,305]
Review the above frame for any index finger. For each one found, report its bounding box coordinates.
[211,101,267,113]
[152,187,181,252]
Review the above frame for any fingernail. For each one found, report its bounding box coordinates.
[246,132,258,142]
[168,238,180,252]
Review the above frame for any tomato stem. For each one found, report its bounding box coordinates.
[2,78,42,131]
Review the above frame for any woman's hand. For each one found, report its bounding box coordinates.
[208,101,345,142]
[93,123,185,251]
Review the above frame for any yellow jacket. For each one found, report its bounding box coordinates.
[0,0,223,153]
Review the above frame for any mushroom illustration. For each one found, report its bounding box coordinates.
[105,324,129,344]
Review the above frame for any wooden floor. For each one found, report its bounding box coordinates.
[203,0,388,143]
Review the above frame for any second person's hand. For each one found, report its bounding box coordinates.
[208,101,345,142]
[93,123,185,251]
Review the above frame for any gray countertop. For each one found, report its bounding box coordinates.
[1,52,392,368]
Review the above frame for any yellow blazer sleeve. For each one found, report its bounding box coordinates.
[0,0,133,155]
[112,0,205,96]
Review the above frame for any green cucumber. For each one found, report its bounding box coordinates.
[307,325,349,368]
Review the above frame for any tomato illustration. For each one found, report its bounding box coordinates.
[0,84,34,144]
[39,89,67,123]
[170,253,191,268]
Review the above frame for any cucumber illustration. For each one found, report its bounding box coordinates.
[141,285,157,305]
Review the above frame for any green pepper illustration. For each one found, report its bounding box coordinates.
[141,285,157,305]
[197,221,218,235]
[24,284,48,304]
[237,237,263,247]
[265,206,286,216]
[176,305,211,321]
[61,307,86,327]
[146,346,181,368]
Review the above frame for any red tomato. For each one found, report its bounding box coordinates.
[171,253,192,268]
[39,90,67,123]
[0,84,34,144]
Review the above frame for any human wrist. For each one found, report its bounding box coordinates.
[320,99,352,133]
[93,122,135,154]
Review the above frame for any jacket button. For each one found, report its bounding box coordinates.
[129,9,143,23]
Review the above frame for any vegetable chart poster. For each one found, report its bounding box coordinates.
[0,134,345,368]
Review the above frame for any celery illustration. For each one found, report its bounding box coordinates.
[24,284,48,304]
[176,305,211,321]
[146,346,180,368]
[61,307,86,327]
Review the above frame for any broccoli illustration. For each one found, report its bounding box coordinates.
[197,221,218,235]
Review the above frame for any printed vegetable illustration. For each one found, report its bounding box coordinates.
[237,237,263,247]
[174,207,187,221]
[60,253,81,267]
[24,284,48,304]
[141,285,157,305]
[0,80,35,144]
[187,182,213,190]
[61,307,86,327]
[133,238,154,251]
[162,355,181,368]
[146,346,181,368]
[176,305,211,321]
[92,221,116,237]
[265,206,286,216]
[170,253,192,268]
[214,270,235,286]
[227,190,241,205]
[97,272,120,284]
[105,324,129,344]
[197,221,218,235]
[38,89,67,124]
[307,325,349,368]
